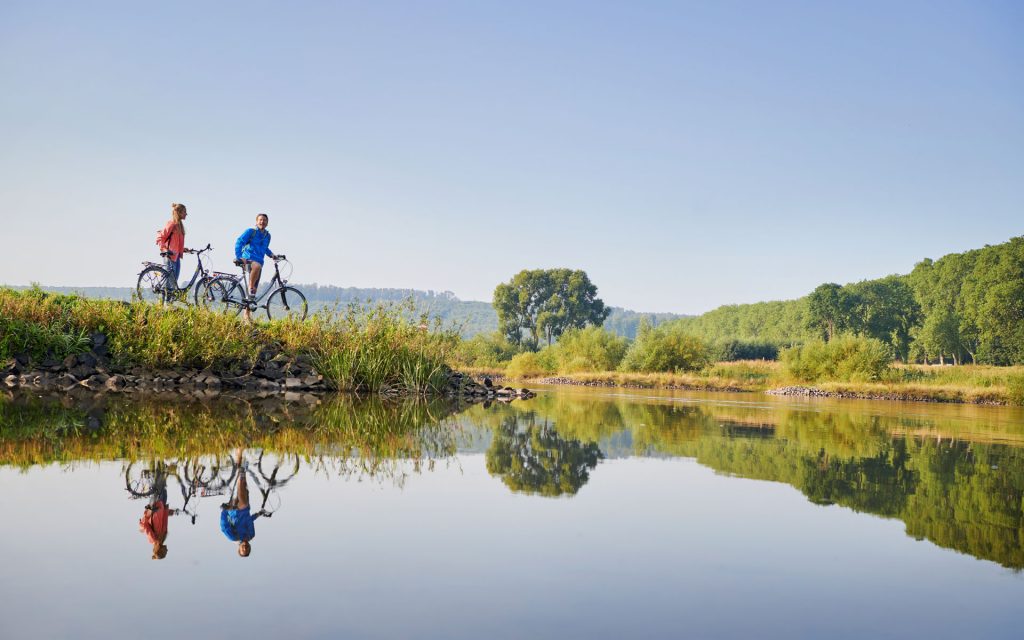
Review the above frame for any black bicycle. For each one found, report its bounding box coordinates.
[200,255,308,321]
[136,244,223,306]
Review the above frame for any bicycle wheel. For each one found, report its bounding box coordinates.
[136,266,171,305]
[200,277,245,316]
[265,286,307,321]
[125,462,158,497]
[193,276,216,306]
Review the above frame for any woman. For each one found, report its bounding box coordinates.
[156,203,187,290]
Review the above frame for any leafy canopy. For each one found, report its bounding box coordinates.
[493,269,609,350]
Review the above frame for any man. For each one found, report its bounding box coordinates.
[220,449,261,557]
[234,213,276,321]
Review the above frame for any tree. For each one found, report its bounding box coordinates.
[806,283,853,342]
[493,269,609,350]
[844,275,921,362]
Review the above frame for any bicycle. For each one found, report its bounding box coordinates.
[136,244,222,306]
[245,451,301,517]
[125,459,205,524]
[200,255,308,321]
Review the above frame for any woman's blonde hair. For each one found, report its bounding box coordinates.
[171,203,187,235]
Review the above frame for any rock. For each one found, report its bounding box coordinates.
[90,332,107,348]
[284,377,303,389]
[302,375,322,387]
[80,374,107,390]
[62,354,79,369]
[78,353,98,369]
[70,364,95,379]
[105,375,126,390]
[40,357,60,370]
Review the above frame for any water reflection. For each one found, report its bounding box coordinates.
[3,390,1024,568]
[486,414,602,497]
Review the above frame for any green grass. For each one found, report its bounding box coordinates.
[0,287,458,394]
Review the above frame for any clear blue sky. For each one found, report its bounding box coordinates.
[1,0,1021,314]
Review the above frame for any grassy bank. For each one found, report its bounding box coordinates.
[478,360,1024,405]
[0,287,457,394]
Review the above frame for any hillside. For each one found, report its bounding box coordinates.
[9,284,687,339]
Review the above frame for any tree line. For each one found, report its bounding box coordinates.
[669,236,1024,365]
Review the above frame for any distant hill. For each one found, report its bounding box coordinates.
[11,284,688,339]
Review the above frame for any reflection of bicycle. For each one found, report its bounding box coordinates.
[245,451,300,517]
[200,256,307,321]
[124,459,208,524]
[136,244,220,306]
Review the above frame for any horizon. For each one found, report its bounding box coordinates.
[2,230,1021,314]
[2,1,1021,315]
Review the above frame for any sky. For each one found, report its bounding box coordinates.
[1,0,1021,314]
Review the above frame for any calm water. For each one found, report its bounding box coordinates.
[2,387,1024,639]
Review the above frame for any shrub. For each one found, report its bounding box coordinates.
[506,350,556,378]
[1008,373,1024,406]
[619,324,710,373]
[782,334,892,382]
[453,331,520,368]
[547,326,628,373]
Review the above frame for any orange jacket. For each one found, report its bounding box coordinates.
[158,221,185,261]
[139,501,169,544]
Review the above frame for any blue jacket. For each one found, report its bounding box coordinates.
[235,228,273,265]
[220,507,258,542]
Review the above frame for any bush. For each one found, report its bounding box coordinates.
[619,324,710,373]
[506,350,557,378]
[782,334,892,382]
[453,331,520,368]
[547,326,628,373]
[1008,373,1024,406]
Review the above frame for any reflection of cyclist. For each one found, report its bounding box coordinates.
[138,474,170,560]
[220,449,261,557]
[157,203,188,290]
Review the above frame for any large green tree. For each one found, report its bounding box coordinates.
[493,269,609,350]
[805,283,853,342]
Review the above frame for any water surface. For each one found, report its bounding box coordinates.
[1,389,1023,639]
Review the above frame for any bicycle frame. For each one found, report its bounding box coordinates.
[168,248,215,293]
[236,259,286,305]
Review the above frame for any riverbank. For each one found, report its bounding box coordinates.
[0,287,534,402]
[464,362,1023,406]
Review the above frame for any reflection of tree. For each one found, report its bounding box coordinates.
[486,415,603,497]
[799,441,915,516]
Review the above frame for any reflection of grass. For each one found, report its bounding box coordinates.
[0,393,459,470]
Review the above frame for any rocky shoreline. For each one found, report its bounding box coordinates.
[765,385,1007,405]
[2,332,535,403]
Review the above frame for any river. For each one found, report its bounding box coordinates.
[1,387,1023,639]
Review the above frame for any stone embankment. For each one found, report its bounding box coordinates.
[3,332,327,395]
[765,385,1006,405]
[2,332,536,402]
[443,373,535,402]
